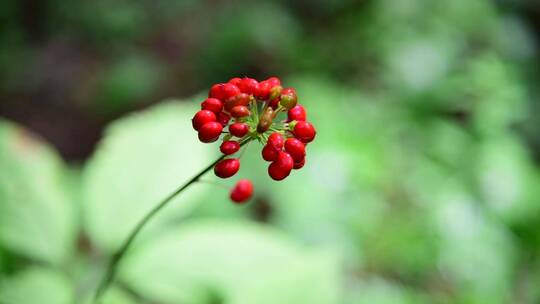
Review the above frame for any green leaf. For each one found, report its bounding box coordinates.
[0,267,73,304]
[82,101,214,252]
[0,119,75,264]
[81,287,136,304]
[120,220,340,304]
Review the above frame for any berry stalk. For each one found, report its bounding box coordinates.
[92,141,249,303]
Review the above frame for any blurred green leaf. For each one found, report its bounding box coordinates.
[97,55,163,114]
[82,101,214,252]
[0,120,75,264]
[81,287,136,304]
[0,267,73,304]
[120,220,340,304]
[348,278,430,304]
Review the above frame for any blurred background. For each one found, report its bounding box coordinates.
[2,0,540,303]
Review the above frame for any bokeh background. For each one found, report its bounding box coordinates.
[2,0,540,303]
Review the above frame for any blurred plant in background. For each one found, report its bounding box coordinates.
[2,0,540,303]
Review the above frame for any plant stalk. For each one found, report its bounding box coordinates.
[92,153,229,303]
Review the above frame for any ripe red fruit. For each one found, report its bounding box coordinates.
[220,140,240,155]
[192,110,216,131]
[261,144,279,162]
[268,151,294,181]
[293,121,316,143]
[267,132,284,150]
[268,97,280,109]
[228,77,242,86]
[198,122,223,143]
[224,93,250,112]
[229,122,250,137]
[284,138,306,162]
[266,77,281,87]
[209,83,241,101]
[238,78,259,95]
[216,112,231,126]
[293,158,305,169]
[255,80,271,100]
[287,105,306,122]
[230,179,253,203]
[201,98,223,113]
[230,105,250,118]
[214,158,240,178]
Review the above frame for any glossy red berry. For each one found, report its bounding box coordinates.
[229,122,250,137]
[261,144,279,162]
[284,138,305,162]
[216,112,231,126]
[224,93,250,112]
[201,98,223,113]
[268,97,280,109]
[267,132,284,150]
[192,110,216,131]
[220,140,240,155]
[209,83,241,101]
[198,122,223,143]
[230,179,253,203]
[238,78,259,95]
[230,105,250,118]
[287,105,306,122]
[255,80,271,100]
[266,77,281,87]
[293,158,305,170]
[268,152,294,181]
[214,158,240,178]
[228,77,242,86]
[293,121,316,143]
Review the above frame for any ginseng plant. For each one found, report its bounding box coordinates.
[93,76,317,302]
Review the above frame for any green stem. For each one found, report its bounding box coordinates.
[92,152,233,303]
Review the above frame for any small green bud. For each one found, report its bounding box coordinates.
[269,85,283,101]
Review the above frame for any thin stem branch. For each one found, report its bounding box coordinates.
[92,142,248,303]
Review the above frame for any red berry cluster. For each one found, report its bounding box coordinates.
[192,76,317,203]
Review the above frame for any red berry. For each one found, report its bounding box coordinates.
[284,138,305,162]
[224,93,250,112]
[287,105,306,121]
[238,78,259,95]
[293,121,316,143]
[281,87,295,95]
[198,122,223,143]
[230,179,253,203]
[268,151,294,181]
[201,98,223,113]
[221,83,241,99]
[230,105,250,118]
[266,77,281,87]
[192,110,216,131]
[216,112,231,126]
[228,77,242,86]
[229,123,250,137]
[209,84,223,99]
[267,132,284,150]
[261,144,279,162]
[268,97,280,109]
[293,158,305,170]
[255,80,271,100]
[220,140,240,155]
[214,158,240,178]
[209,83,241,101]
